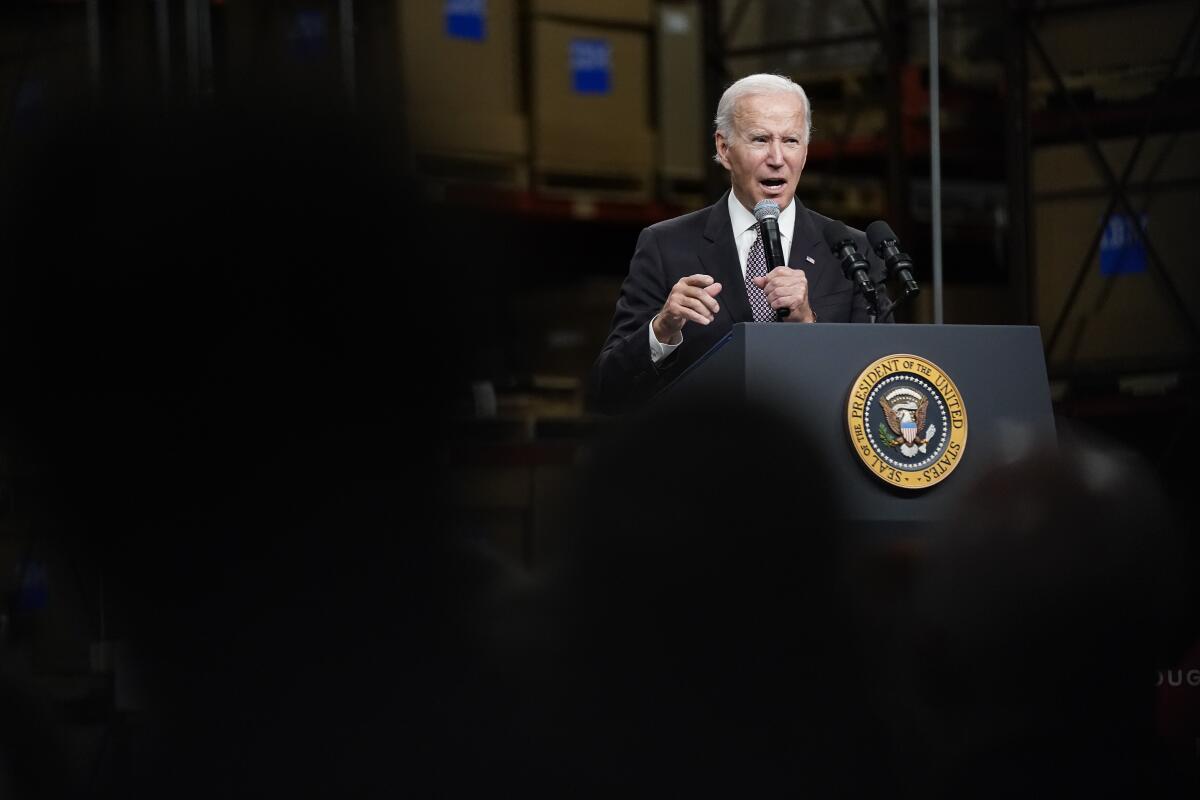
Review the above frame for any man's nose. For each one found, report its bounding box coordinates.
[766,138,784,165]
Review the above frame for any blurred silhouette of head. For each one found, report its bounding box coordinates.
[903,435,1187,795]
[500,396,882,793]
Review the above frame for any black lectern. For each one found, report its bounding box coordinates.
[658,323,1056,529]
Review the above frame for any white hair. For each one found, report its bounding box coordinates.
[712,73,812,163]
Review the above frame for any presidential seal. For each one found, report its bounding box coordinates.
[846,354,968,489]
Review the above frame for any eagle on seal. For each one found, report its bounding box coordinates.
[879,388,936,457]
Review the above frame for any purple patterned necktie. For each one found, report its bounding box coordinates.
[744,226,775,322]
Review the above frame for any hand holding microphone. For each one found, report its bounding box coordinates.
[752,200,814,323]
[753,200,790,321]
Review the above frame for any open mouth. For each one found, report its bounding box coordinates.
[760,178,787,190]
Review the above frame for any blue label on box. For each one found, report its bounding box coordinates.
[570,38,612,94]
[287,10,328,60]
[1099,213,1148,275]
[446,0,487,41]
[15,561,48,611]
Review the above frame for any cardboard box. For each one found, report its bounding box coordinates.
[398,0,527,158]
[531,18,654,180]
[531,0,653,26]
[1033,131,1200,370]
[1030,0,1194,79]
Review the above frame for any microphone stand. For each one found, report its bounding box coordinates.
[862,283,882,322]
[877,281,920,322]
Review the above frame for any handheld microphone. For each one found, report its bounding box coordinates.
[753,200,789,321]
[865,220,920,299]
[821,220,879,317]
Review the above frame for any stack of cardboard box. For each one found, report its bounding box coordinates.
[529,0,656,199]
[397,0,528,187]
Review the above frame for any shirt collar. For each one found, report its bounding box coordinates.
[727,192,796,241]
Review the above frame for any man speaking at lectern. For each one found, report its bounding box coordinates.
[588,73,886,414]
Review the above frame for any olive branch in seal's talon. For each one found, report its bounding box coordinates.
[877,422,901,448]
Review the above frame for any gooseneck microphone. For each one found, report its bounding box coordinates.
[821,220,879,318]
[753,199,790,321]
[865,220,920,302]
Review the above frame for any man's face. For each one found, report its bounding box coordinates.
[714,91,809,212]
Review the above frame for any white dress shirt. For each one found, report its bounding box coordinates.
[649,194,796,363]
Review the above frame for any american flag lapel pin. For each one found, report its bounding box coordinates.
[806,256,816,264]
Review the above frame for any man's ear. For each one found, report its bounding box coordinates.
[714,133,731,170]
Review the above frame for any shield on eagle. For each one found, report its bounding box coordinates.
[881,387,928,449]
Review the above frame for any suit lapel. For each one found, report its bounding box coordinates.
[791,201,839,297]
[698,191,753,324]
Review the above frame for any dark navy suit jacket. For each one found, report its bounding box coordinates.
[588,192,887,414]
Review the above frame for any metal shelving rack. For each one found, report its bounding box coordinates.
[1019,0,1200,371]
[697,0,1199,350]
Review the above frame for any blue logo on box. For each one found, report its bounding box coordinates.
[446,0,487,41]
[288,10,328,60]
[570,38,612,94]
[15,561,49,611]
[1100,213,1148,275]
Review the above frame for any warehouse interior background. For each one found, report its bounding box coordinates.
[1,0,1198,794]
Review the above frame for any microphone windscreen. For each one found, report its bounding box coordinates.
[821,220,853,252]
[753,199,781,222]
[865,220,897,251]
